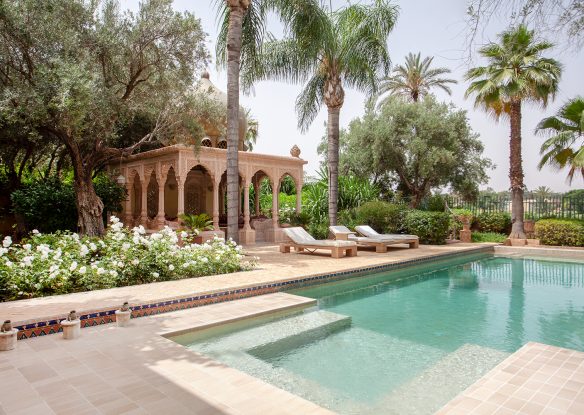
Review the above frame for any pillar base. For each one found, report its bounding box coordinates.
[200,229,225,243]
[459,229,472,243]
[266,227,286,243]
[238,228,256,245]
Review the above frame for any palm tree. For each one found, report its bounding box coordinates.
[377,52,457,105]
[216,0,269,242]
[465,25,562,239]
[244,108,259,151]
[536,97,584,183]
[241,0,398,225]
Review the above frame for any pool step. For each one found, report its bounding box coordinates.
[190,309,351,357]
[373,343,510,414]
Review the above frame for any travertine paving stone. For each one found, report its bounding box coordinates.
[437,342,584,415]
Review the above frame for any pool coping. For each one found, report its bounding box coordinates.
[11,244,494,340]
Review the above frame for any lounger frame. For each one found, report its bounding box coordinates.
[279,241,357,258]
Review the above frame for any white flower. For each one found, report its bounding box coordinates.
[168,264,175,271]
[5,260,13,267]
[23,244,31,251]
[0,247,7,256]
[69,261,78,271]
[109,270,118,277]
[131,259,139,266]
[152,272,159,278]
[180,231,189,239]
[110,216,120,224]
[122,243,131,250]
[80,245,89,256]
[89,243,97,251]
[2,236,12,248]
[97,267,106,275]
[117,261,123,267]
[78,266,86,274]
[201,257,208,263]
[32,229,40,235]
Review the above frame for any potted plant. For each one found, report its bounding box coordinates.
[179,213,213,244]
[452,209,473,242]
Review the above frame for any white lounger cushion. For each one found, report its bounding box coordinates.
[331,225,411,243]
[283,227,356,247]
[355,225,418,240]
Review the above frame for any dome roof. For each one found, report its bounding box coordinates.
[196,72,247,149]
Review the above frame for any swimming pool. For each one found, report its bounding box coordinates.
[172,253,584,414]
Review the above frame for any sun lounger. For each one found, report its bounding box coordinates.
[352,225,419,249]
[330,225,418,252]
[280,227,357,258]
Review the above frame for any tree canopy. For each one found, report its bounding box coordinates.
[0,0,210,235]
[322,96,493,207]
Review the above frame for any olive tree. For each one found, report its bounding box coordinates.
[326,96,493,207]
[0,0,209,235]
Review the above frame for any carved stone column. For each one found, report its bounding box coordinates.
[155,174,166,228]
[243,182,251,230]
[253,176,260,216]
[272,181,279,226]
[177,176,185,218]
[239,178,255,244]
[296,180,303,214]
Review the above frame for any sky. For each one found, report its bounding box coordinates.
[127,0,584,192]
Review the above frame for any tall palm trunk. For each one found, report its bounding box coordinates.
[327,106,340,226]
[225,1,248,243]
[324,73,344,226]
[509,100,526,239]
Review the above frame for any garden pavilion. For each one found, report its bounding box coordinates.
[109,73,306,244]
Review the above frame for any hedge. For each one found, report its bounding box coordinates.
[403,210,450,245]
[534,219,584,247]
[474,212,512,234]
[356,201,407,233]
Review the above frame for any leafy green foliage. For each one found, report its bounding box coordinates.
[403,211,450,244]
[471,232,508,243]
[356,201,407,234]
[11,176,126,233]
[475,212,512,233]
[179,213,213,233]
[307,220,330,240]
[426,194,447,212]
[327,96,492,207]
[377,52,457,104]
[534,219,584,246]
[536,97,584,183]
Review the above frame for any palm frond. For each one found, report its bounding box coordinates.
[295,73,326,132]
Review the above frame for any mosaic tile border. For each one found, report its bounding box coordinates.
[15,246,493,340]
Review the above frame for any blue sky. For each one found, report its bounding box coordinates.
[127,0,584,192]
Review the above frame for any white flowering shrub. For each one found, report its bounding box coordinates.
[0,216,257,301]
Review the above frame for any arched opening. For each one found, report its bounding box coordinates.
[146,171,158,220]
[130,171,142,220]
[164,167,178,220]
[250,170,272,218]
[201,137,212,148]
[277,173,299,224]
[184,165,213,216]
[217,138,227,149]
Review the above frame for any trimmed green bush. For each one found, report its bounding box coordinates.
[404,210,450,244]
[356,201,407,233]
[307,220,329,240]
[426,194,446,212]
[471,232,507,243]
[534,219,584,247]
[475,212,512,234]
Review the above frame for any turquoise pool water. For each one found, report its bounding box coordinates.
[175,253,584,414]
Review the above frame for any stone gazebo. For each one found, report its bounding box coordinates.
[110,73,306,244]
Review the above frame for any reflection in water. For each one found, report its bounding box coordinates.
[505,260,525,351]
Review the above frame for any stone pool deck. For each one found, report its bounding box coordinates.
[0,293,334,415]
[1,242,493,338]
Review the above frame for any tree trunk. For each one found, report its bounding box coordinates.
[509,100,525,239]
[225,2,247,243]
[72,160,104,237]
[327,106,340,226]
